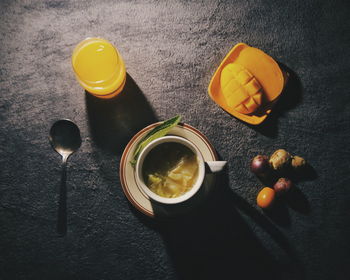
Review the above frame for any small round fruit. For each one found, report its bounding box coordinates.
[250,155,270,176]
[269,149,292,170]
[291,156,306,169]
[257,187,275,209]
[273,178,293,195]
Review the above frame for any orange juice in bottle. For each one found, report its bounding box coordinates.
[72,38,126,99]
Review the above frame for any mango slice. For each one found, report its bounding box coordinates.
[220,63,263,114]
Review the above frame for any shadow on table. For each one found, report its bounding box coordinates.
[85,73,157,155]
[132,172,305,280]
[247,64,303,138]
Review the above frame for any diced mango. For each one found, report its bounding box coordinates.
[220,63,264,114]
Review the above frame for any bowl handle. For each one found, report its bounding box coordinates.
[205,161,227,173]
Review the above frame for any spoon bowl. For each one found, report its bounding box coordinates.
[49,119,82,161]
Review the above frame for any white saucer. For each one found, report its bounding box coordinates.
[119,122,218,218]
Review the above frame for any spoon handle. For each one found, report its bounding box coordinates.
[57,159,67,236]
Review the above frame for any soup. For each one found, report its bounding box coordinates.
[142,142,199,198]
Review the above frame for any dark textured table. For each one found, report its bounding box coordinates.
[1,1,350,279]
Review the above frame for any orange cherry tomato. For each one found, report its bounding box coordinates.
[257,187,275,208]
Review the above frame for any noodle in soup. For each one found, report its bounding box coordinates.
[142,142,199,198]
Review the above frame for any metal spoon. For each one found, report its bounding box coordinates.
[49,119,82,236]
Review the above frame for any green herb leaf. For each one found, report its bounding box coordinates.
[130,115,181,167]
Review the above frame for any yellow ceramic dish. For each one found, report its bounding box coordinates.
[208,43,287,125]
